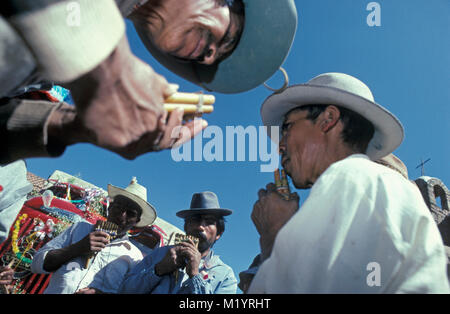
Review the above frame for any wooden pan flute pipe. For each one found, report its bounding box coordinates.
[164,92,215,114]
[274,168,292,200]
[165,92,215,105]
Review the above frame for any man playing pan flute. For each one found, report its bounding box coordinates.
[120,191,237,294]
[248,73,449,293]
[31,177,155,294]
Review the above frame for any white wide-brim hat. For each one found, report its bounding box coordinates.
[260,72,404,160]
[107,177,156,228]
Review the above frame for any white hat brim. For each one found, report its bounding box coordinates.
[261,84,404,160]
[107,184,157,228]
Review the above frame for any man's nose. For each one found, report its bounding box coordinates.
[279,135,287,155]
[201,44,218,65]
[119,210,129,221]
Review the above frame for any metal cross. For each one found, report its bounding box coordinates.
[415,158,431,176]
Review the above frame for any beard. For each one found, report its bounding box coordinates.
[191,232,214,253]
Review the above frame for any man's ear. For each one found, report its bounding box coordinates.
[215,234,221,242]
[320,105,341,133]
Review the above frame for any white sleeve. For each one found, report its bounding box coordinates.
[8,0,125,82]
[31,222,80,274]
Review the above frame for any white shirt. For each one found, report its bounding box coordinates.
[31,221,143,294]
[0,160,32,243]
[248,154,450,293]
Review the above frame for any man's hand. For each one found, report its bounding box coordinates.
[251,183,299,260]
[0,266,14,292]
[74,287,104,294]
[0,266,14,294]
[178,240,201,278]
[81,231,111,255]
[154,246,185,276]
[53,35,206,159]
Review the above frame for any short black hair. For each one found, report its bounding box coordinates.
[222,0,245,15]
[289,104,375,153]
[215,216,226,236]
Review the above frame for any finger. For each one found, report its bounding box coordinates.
[91,235,110,245]
[0,274,13,282]
[75,288,96,294]
[0,269,13,276]
[266,183,277,192]
[186,238,198,248]
[164,83,179,98]
[90,240,108,250]
[92,231,110,238]
[290,192,300,202]
[174,253,187,267]
[257,188,267,199]
[160,109,169,124]
[159,108,184,148]
[177,246,197,259]
[177,240,197,251]
[172,119,208,148]
[75,287,89,293]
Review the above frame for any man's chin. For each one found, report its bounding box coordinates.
[197,240,212,253]
[292,177,313,190]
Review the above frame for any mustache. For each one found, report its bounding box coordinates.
[189,232,207,242]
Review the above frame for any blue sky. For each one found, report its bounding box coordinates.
[26,0,449,290]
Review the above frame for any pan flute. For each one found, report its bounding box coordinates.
[170,233,200,283]
[164,92,215,114]
[173,233,200,248]
[274,168,292,200]
[85,220,119,268]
